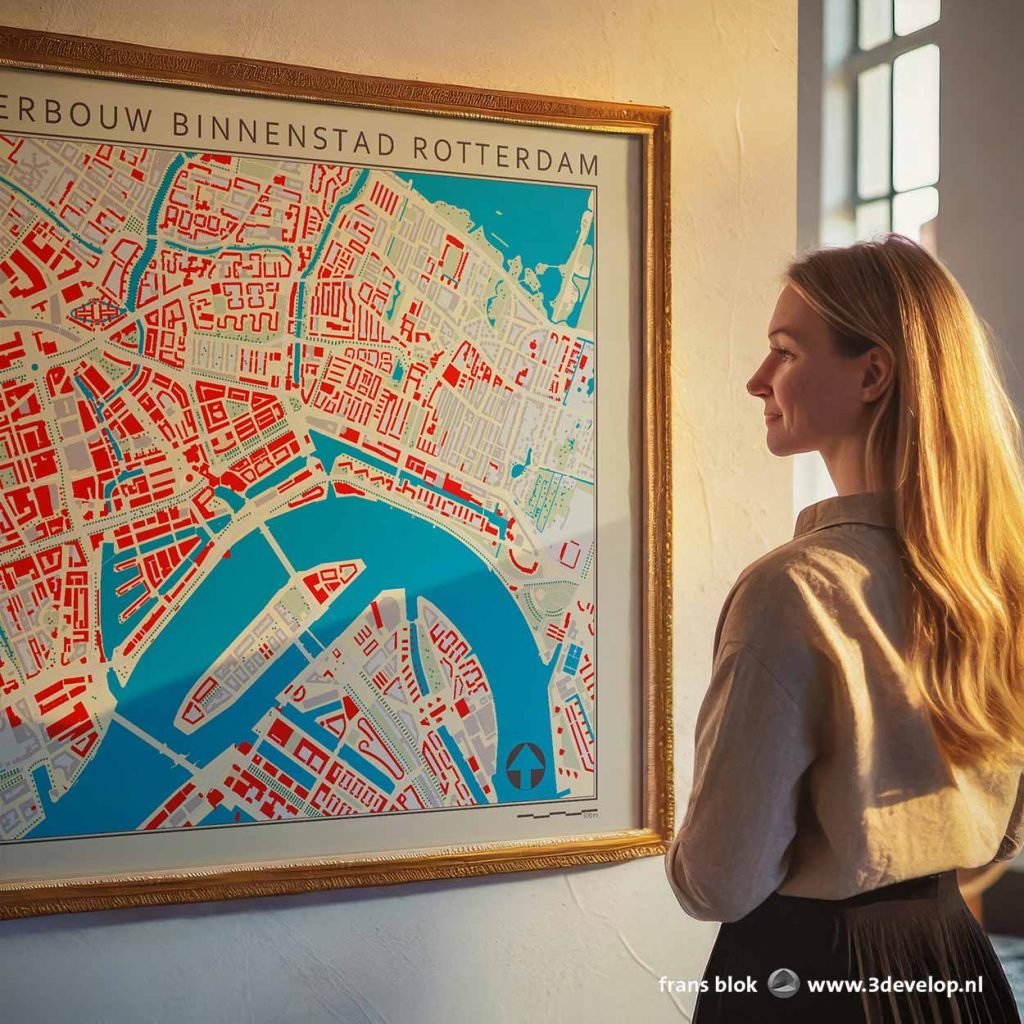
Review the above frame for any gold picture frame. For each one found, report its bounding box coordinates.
[0,25,672,919]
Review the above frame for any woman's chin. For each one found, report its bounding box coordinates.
[765,431,797,457]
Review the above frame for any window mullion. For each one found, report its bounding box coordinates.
[888,45,895,220]
[840,22,941,78]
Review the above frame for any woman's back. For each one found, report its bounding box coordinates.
[666,489,1024,924]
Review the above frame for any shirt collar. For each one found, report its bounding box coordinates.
[793,490,898,538]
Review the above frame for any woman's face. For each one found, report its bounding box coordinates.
[746,284,885,462]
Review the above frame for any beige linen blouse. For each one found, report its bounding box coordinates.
[666,490,1024,923]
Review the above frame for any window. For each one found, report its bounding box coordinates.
[849,1,942,245]
[794,0,942,514]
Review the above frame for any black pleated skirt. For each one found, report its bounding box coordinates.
[693,870,1021,1022]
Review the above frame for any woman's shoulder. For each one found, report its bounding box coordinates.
[715,531,898,653]
[729,531,874,598]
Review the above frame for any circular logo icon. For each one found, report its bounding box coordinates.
[767,968,800,998]
[505,742,546,790]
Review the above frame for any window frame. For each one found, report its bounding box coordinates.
[850,7,941,233]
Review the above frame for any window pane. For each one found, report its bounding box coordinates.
[895,0,940,35]
[856,199,892,240]
[893,186,939,241]
[858,63,892,199]
[860,0,893,50]
[893,44,940,192]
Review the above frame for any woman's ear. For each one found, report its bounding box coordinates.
[862,346,895,402]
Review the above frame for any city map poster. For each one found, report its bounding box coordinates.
[0,27,672,918]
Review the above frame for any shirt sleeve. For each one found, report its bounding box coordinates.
[993,771,1024,863]
[665,639,819,923]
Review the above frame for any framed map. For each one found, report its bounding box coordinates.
[0,27,671,918]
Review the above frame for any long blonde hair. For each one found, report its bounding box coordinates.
[788,234,1024,774]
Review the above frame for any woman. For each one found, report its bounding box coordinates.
[666,234,1024,1023]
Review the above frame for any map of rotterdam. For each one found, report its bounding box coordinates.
[0,137,596,842]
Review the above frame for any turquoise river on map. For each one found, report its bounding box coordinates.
[28,491,562,839]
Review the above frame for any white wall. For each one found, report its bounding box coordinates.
[937,0,1024,417]
[0,3,798,1020]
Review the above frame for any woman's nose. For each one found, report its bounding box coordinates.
[746,371,766,397]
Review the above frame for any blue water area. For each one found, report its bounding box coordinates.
[564,643,583,676]
[103,466,143,502]
[385,279,402,321]
[126,152,189,313]
[213,485,245,513]
[510,447,533,480]
[309,430,396,478]
[165,240,291,258]
[103,428,124,464]
[72,373,101,407]
[393,172,592,321]
[566,694,593,742]
[72,374,126,466]
[312,420,505,548]
[157,643,305,770]
[293,282,307,340]
[39,652,312,840]
[270,492,556,804]
[539,266,563,306]
[391,362,404,382]
[338,746,395,795]
[303,169,369,279]
[95,530,302,770]
[27,490,559,840]
[484,280,504,328]
[279,697,338,747]
[203,803,256,826]
[394,172,589,276]
[407,616,431,696]
[301,630,323,653]
[438,724,488,804]
[27,721,189,839]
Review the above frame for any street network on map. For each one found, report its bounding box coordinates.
[0,137,596,841]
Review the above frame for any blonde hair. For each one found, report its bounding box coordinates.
[787,234,1024,774]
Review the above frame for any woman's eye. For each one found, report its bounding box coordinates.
[771,348,792,360]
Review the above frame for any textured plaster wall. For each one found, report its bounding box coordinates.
[0,2,797,1021]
